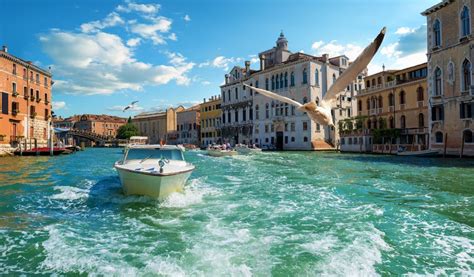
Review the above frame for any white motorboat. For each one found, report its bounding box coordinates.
[115,145,195,199]
[234,144,262,154]
[207,149,238,157]
[397,149,440,157]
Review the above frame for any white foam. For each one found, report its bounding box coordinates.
[301,235,339,255]
[160,177,219,208]
[50,186,89,200]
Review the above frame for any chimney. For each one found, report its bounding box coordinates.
[203,98,206,103]
[2,45,7,53]
[322,54,329,63]
[259,55,266,71]
[225,74,230,84]
[245,60,250,76]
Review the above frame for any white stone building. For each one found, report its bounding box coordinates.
[221,32,363,150]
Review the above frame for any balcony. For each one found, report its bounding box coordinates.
[23,94,29,100]
[30,112,37,119]
[12,109,19,116]
[12,91,18,97]
[36,98,41,103]
[45,100,50,105]
[417,101,424,108]
[30,95,35,101]
[389,106,394,112]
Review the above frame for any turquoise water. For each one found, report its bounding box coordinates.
[0,148,473,276]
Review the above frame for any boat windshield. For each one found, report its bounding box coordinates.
[125,148,184,162]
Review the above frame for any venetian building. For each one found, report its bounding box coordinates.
[200,95,222,147]
[341,63,429,153]
[0,46,53,148]
[422,0,473,156]
[132,106,184,144]
[225,32,359,150]
[175,105,200,146]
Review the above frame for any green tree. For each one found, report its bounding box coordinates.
[116,123,139,139]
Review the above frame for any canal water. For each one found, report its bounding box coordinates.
[0,148,473,275]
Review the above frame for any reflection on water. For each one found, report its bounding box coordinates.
[0,148,473,275]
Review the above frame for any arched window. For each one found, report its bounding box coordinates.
[265,103,269,119]
[303,96,308,104]
[418,113,424,127]
[358,100,362,111]
[417,87,424,101]
[280,73,284,88]
[275,74,279,89]
[265,78,269,90]
[461,6,471,37]
[377,76,382,85]
[284,72,288,87]
[435,131,443,143]
[332,73,336,84]
[290,72,295,86]
[302,68,308,84]
[315,97,319,106]
[388,93,395,106]
[271,75,275,90]
[434,67,442,95]
[399,90,406,105]
[255,105,259,120]
[433,19,441,47]
[462,59,471,91]
[366,80,370,88]
[378,96,383,108]
[315,69,319,86]
[400,115,406,129]
[228,90,230,101]
[389,116,394,129]
[463,129,473,143]
[367,99,371,110]
[371,79,376,86]
[303,136,308,142]
[367,119,372,129]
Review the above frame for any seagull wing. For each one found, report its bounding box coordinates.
[123,105,131,112]
[244,84,303,108]
[323,27,386,104]
[131,101,139,105]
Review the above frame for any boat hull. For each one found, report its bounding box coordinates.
[397,150,439,157]
[115,166,192,200]
[235,147,262,154]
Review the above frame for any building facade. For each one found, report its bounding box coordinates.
[422,0,473,156]
[200,95,222,147]
[74,114,126,138]
[221,32,361,150]
[340,63,429,153]
[132,106,184,144]
[176,105,200,146]
[0,46,53,148]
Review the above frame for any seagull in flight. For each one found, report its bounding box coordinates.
[245,27,386,126]
[123,101,139,112]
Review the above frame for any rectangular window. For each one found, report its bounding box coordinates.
[234,110,238,122]
[12,64,16,75]
[235,88,238,100]
[1,93,8,114]
[243,109,246,121]
[303,121,308,131]
[12,83,16,94]
[265,124,269,133]
[291,122,295,132]
[460,102,473,119]
[285,136,288,144]
[44,77,48,87]
[431,105,444,121]
[36,73,40,84]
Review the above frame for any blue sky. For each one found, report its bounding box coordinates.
[0,0,439,118]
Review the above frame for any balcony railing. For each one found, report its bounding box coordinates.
[12,109,19,116]
[12,91,18,97]
[23,94,29,100]
[30,95,35,101]
[36,98,41,103]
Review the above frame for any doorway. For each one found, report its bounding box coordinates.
[276,132,284,150]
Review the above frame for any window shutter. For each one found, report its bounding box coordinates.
[469,102,474,118]
[431,107,436,121]
[460,103,465,119]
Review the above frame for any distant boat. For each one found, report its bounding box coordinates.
[235,144,262,154]
[207,149,238,157]
[397,149,439,157]
[14,147,66,156]
[114,144,195,199]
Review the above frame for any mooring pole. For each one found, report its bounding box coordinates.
[460,132,465,159]
[443,133,448,158]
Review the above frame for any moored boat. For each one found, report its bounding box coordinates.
[114,144,194,199]
[14,147,66,156]
[397,149,440,157]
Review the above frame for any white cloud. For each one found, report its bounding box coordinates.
[198,61,210,68]
[201,81,211,85]
[381,42,401,58]
[52,101,66,110]
[80,12,124,33]
[40,30,194,95]
[311,40,363,61]
[116,2,160,14]
[126,37,141,47]
[395,27,415,35]
[183,14,191,22]
[129,16,172,45]
[168,33,177,41]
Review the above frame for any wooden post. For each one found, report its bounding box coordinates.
[460,132,465,158]
[50,125,54,156]
[443,133,448,158]
[34,139,38,156]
